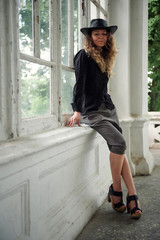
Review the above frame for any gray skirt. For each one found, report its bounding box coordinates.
[82,104,126,155]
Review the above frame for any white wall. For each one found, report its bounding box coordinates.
[0,127,111,240]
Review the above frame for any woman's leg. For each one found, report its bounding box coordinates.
[109,152,125,205]
[121,155,136,194]
[83,109,141,212]
[121,155,141,213]
[110,152,141,213]
[110,152,124,191]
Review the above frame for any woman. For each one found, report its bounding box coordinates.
[67,19,142,219]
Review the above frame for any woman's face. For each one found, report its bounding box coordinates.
[91,29,107,50]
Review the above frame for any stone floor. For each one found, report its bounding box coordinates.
[76,148,160,240]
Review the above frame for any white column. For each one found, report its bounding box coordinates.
[108,0,135,174]
[108,0,154,175]
[130,0,154,175]
[108,0,130,119]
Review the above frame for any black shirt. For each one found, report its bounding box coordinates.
[71,49,115,115]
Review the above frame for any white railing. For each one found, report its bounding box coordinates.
[148,112,160,148]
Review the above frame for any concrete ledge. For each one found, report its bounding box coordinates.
[0,126,111,240]
[0,125,94,165]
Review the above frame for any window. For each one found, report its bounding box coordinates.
[61,0,79,114]
[18,0,60,135]
[0,0,108,142]
[61,0,108,114]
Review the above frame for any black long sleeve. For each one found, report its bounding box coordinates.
[71,49,89,112]
[71,49,115,115]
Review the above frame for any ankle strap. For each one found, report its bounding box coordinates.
[109,184,122,197]
[127,195,138,203]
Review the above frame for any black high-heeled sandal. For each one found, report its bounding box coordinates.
[126,195,142,219]
[108,184,126,213]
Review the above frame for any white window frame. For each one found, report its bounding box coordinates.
[0,0,108,142]
[18,0,61,136]
[90,0,108,19]
[0,0,19,141]
[61,0,87,120]
[61,0,108,117]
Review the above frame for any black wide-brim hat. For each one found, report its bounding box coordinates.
[80,18,118,35]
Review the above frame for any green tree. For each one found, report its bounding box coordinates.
[148,0,160,111]
[61,0,79,113]
[19,0,79,115]
[61,0,68,65]
[19,0,50,117]
[19,0,49,51]
[20,61,50,118]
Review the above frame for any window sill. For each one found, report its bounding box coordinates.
[0,125,93,166]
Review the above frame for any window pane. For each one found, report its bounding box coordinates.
[90,2,97,20]
[40,0,50,60]
[19,0,33,55]
[20,60,50,118]
[62,70,75,113]
[74,0,79,55]
[61,0,68,65]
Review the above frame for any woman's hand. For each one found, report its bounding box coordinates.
[67,111,81,127]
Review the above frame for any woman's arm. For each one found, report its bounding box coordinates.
[71,49,88,113]
[68,50,88,127]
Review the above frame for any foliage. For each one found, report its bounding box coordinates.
[19,0,49,50]
[40,0,49,51]
[19,0,32,47]
[61,0,79,113]
[148,0,160,111]
[19,0,50,117]
[61,70,75,113]
[20,61,50,118]
[61,0,68,65]
[19,0,78,117]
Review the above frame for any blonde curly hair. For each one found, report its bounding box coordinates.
[84,32,118,76]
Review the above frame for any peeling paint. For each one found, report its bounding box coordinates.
[10,132,14,139]
[36,15,39,24]
[59,96,61,106]
[82,0,85,16]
